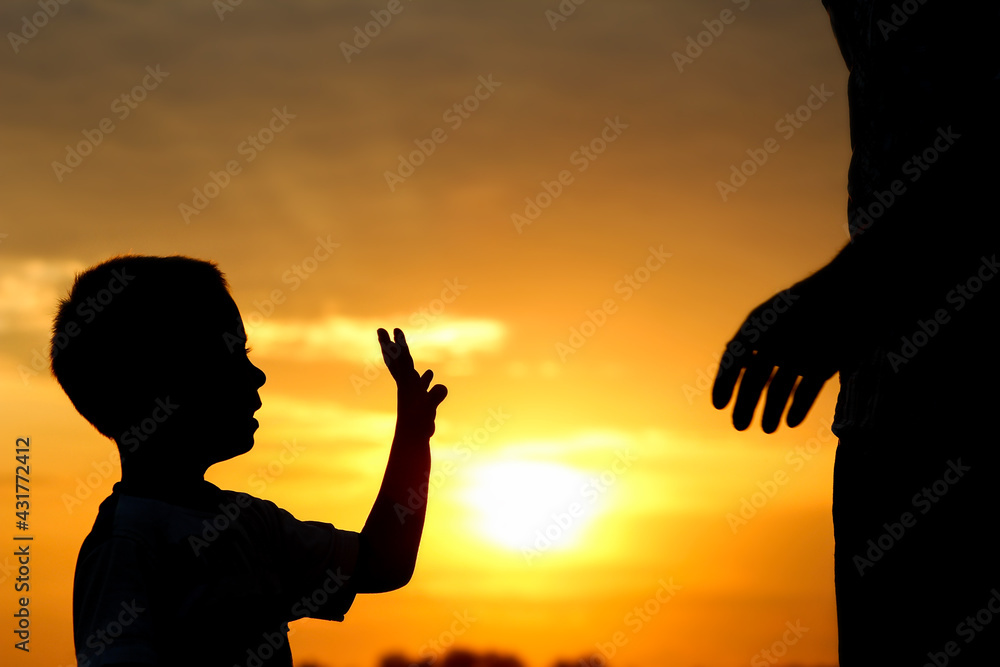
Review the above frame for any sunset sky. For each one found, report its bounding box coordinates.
[1,1,853,665]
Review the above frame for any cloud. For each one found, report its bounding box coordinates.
[245,314,506,369]
[0,258,83,334]
[258,392,395,445]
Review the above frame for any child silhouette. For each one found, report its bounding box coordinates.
[50,255,447,666]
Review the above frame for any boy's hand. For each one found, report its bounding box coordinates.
[377,328,447,437]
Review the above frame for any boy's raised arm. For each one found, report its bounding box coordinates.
[352,328,447,593]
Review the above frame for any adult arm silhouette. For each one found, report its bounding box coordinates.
[711,258,849,433]
[711,0,1000,434]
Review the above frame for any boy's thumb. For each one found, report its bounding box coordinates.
[429,384,448,406]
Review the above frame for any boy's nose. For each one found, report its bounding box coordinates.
[250,362,266,388]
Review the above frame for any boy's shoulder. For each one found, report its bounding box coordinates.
[82,481,258,548]
[82,481,359,583]
[83,481,353,557]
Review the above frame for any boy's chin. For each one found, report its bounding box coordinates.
[209,440,255,467]
[209,424,258,462]
[230,429,257,457]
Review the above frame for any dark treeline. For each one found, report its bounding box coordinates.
[300,648,603,667]
[300,649,841,667]
[376,649,603,667]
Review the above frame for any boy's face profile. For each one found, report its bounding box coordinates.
[165,291,266,470]
[51,255,272,482]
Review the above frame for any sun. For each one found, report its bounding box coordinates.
[459,460,603,553]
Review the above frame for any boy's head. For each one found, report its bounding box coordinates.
[50,255,265,470]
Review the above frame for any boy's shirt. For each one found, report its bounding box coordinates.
[73,480,359,667]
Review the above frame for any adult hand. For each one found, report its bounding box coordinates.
[711,271,845,433]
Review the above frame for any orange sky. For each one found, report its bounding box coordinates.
[1,1,852,665]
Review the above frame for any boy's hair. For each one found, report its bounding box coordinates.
[50,254,233,441]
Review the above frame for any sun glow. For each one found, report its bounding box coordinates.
[460,460,604,552]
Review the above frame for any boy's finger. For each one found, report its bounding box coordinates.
[420,369,434,389]
[377,328,393,359]
[377,328,395,353]
[429,384,448,407]
[393,328,410,355]
[378,328,405,377]
[392,328,415,366]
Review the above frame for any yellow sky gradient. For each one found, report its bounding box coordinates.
[1,1,852,665]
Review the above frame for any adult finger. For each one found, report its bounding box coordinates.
[786,375,827,427]
[732,356,774,431]
[712,341,747,409]
[761,367,798,434]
